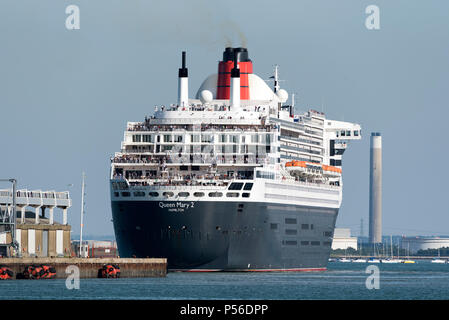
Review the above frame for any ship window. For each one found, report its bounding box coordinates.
[201,134,213,143]
[174,135,183,143]
[194,192,205,197]
[354,130,359,136]
[208,192,223,197]
[243,183,253,190]
[285,229,297,235]
[256,171,275,180]
[242,193,250,198]
[163,135,172,142]
[301,224,309,230]
[191,134,200,143]
[149,192,159,197]
[270,223,278,230]
[133,191,145,197]
[114,192,119,197]
[301,241,309,246]
[226,192,239,198]
[346,130,351,136]
[163,192,174,198]
[132,135,142,142]
[340,130,345,137]
[323,241,332,246]
[285,240,297,246]
[121,192,130,197]
[311,241,320,246]
[178,192,190,197]
[219,134,227,143]
[285,218,297,224]
[324,231,333,237]
[266,133,272,144]
[228,182,244,190]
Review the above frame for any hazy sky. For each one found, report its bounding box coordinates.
[1,0,448,238]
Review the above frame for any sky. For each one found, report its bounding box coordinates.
[1,0,448,238]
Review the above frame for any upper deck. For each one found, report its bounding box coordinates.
[110,47,361,198]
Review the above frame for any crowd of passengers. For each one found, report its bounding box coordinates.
[112,154,267,165]
[127,122,276,133]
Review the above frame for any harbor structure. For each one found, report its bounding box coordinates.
[72,239,118,258]
[369,132,382,243]
[401,236,449,254]
[0,188,72,257]
[331,228,358,250]
[0,257,166,278]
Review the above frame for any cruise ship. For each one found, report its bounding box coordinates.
[110,47,361,271]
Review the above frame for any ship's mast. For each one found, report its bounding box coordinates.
[273,65,280,93]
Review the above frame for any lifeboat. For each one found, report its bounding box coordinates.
[100,264,121,278]
[293,161,307,168]
[0,266,14,280]
[285,160,324,177]
[322,164,342,175]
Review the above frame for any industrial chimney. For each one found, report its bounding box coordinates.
[369,132,382,244]
[178,51,188,107]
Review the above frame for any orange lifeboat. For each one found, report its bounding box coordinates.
[322,164,342,174]
[293,161,307,168]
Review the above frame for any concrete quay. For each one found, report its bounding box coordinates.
[0,257,167,278]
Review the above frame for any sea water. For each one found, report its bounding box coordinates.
[2,261,449,300]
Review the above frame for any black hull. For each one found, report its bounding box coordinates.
[111,200,338,271]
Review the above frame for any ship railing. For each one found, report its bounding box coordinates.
[279,135,322,146]
[127,180,230,188]
[139,184,228,191]
[127,123,275,132]
[281,144,323,156]
[276,180,341,190]
[111,156,267,166]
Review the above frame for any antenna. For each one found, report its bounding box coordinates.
[79,172,86,257]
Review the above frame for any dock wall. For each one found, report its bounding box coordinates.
[0,257,167,278]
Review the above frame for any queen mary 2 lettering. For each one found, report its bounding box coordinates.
[110,47,361,271]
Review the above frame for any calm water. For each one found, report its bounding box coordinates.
[2,261,449,300]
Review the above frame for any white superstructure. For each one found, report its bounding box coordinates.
[110,50,361,211]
